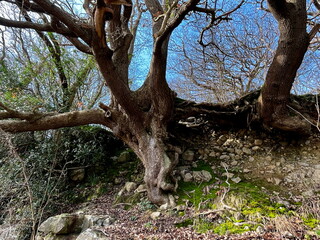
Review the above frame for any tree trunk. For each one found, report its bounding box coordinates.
[259,0,310,132]
[136,133,178,205]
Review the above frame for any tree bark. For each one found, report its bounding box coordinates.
[259,0,310,132]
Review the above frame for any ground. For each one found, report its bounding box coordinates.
[64,129,320,240]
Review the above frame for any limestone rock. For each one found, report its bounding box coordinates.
[182,149,195,161]
[183,172,193,182]
[231,177,242,183]
[134,184,147,193]
[124,182,137,193]
[150,212,161,219]
[193,170,212,183]
[82,215,115,230]
[242,147,251,155]
[254,139,263,146]
[76,229,110,240]
[38,214,84,235]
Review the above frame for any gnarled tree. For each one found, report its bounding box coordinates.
[0,0,245,205]
[0,0,318,206]
[258,0,320,132]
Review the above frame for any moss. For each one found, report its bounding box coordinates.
[175,219,193,228]
[213,221,255,235]
[303,218,320,229]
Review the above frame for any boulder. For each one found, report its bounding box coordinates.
[82,215,115,230]
[38,214,84,235]
[76,229,110,240]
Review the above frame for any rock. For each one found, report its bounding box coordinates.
[38,214,84,235]
[183,172,193,182]
[82,215,115,230]
[265,156,272,161]
[231,161,238,166]
[76,229,110,240]
[235,149,243,155]
[312,169,320,182]
[219,155,230,160]
[182,149,194,161]
[256,226,264,233]
[150,212,161,219]
[209,151,216,157]
[252,146,260,151]
[43,234,78,240]
[222,172,234,178]
[242,147,251,155]
[273,178,282,185]
[193,170,212,183]
[243,169,251,173]
[248,156,254,162]
[70,169,85,182]
[134,184,147,193]
[231,177,241,183]
[254,139,263,146]
[124,182,137,193]
[220,162,228,168]
[117,151,131,163]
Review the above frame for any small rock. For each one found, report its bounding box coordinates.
[220,162,229,168]
[219,155,230,160]
[209,151,216,157]
[231,161,238,166]
[124,182,137,193]
[183,172,193,182]
[182,149,195,161]
[243,169,251,173]
[256,226,264,233]
[222,172,234,178]
[252,146,260,151]
[254,139,263,146]
[242,147,251,155]
[150,212,161,219]
[235,149,243,155]
[134,184,147,193]
[159,203,169,210]
[248,156,255,162]
[231,177,241,183]
[193,170,212,183]
[273,178,282,185]
[265,156,272,161]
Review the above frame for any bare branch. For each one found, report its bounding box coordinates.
[32,0,91,44]
[155,0,200,47]
[309,24,320,40]
[83,0,94,16]
[0,109,106,133]
[65,36,93,54]
[313,0,320,11]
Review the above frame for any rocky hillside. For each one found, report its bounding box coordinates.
[1,128,320,240]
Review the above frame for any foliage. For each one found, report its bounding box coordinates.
[0,126,123,240]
